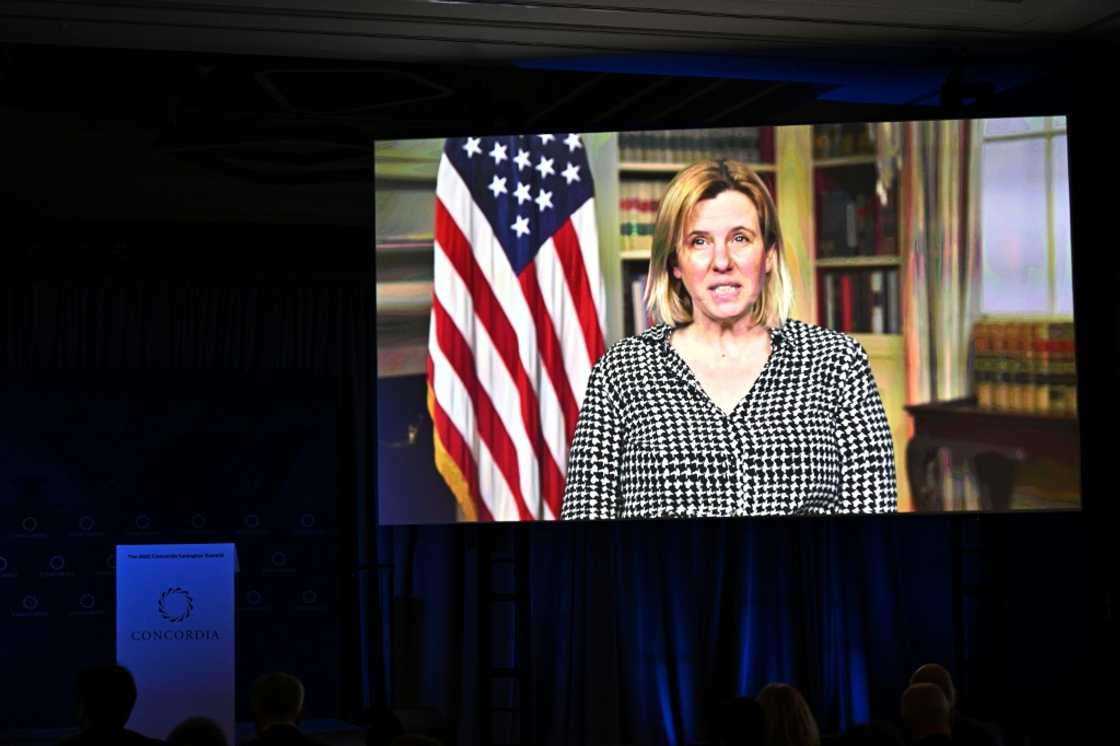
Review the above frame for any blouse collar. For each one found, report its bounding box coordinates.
[640,319,793,353]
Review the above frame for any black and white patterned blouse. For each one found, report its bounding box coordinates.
[560,319,897,519]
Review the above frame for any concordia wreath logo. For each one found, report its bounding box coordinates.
[157,587,194,623]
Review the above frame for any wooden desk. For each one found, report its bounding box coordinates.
[904,397,1081,512]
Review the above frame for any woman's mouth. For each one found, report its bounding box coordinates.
[709,283,741,299]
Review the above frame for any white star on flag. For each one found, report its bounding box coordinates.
[513,182,532,204]
[488,174,508,198]
[535,156,555,179]
[564,133,582,152]
[513,149,531,170]
[538,134,555,144]
[535,189,553,212]
[561,162,581,185]
[488,141,508,165]
[463,137,482,157]
[511,215,531,237]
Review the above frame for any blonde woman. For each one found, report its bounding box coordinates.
[560,159,896,519]
[757,683,821,746]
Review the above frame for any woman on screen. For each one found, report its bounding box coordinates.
[560,159,897,519]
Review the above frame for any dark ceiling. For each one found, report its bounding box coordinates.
[0,1,1115,225]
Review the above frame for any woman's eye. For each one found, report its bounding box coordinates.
[733,234,748,242]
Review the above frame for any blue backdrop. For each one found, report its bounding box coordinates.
[0,370,340,730]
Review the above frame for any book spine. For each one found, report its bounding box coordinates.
[992,322,1009,411]
[1005,323,1021,412]
[619,180,631,255]
[860,271,871,332]
[1022,322,1038,414]
[857,194,874,256]
[871,270,885,334]
[1066,326,1078,416]
[845,199,858,254]
[852,272,863,332]
[825,273,837,330]
[647,181,660,256]
[1052,322,1077,416]
[887,269,899,334]
[840,274,853,332]
[814,128,829,160]
[1033,321,1050,413]
[974,321,992,409]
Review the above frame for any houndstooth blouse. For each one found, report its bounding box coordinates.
[560,319,897,519]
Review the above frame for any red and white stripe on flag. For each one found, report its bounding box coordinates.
[426,133,606,521]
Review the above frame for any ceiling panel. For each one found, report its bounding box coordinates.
[0,1,1115,64]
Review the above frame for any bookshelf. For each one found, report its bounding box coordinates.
[811,123,901,336]
[808,123,910,509]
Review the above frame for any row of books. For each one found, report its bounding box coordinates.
[619,128,765,165]
[817,188,897,257]
[972,320,1077,415]
[818,269,901,334]
[813,123,875,160]
[618,180,662,255]
[619,174,778,256]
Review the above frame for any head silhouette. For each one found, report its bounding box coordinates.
[75,664,138,732]
[757,683,820,746]
[901,683,952,741]
[909,664,956,710]
[168,717,229,746]
[250,673,305,733]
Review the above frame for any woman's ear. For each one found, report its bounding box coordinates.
[765,244,776,273]
[670,251,682,280]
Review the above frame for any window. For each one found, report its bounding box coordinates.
[979,116,1072,315]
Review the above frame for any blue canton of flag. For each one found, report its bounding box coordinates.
[444,133,595,274]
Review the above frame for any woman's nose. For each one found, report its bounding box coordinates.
[712,242,732,269]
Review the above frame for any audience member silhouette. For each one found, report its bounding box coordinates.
[167,718,229,746]
[242,673,320,746]
[59,664,164,746]
[901,684,953,745]
[842,721,905,746]
[756,683,820,746]
[909,664,1002,746]
[706,696,766,746]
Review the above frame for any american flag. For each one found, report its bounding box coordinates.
[426,133,606,521]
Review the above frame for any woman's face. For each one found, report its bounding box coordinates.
[672,188,774,328]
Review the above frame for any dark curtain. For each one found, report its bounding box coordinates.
[0,273,380,723]
[375,510,1093,746]
[375,516,964,746]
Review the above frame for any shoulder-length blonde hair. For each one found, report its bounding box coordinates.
[757,683,820,746]
[645,159,793,329]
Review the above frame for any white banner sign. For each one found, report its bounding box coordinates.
[116,544,236,744]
